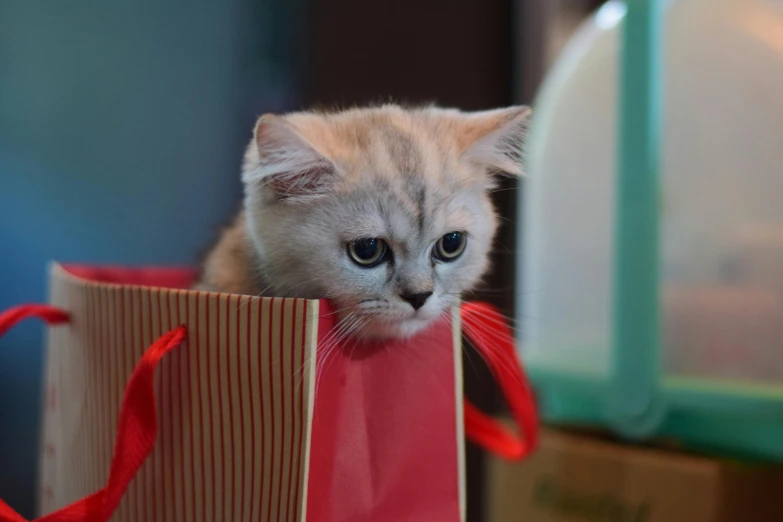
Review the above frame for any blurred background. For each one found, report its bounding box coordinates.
[0,1,603,517]
[4,0,783,520]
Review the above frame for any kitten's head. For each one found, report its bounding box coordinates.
[242,105,529,339]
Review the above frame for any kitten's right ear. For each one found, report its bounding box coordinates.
[460,106,531,177]
[242,114,337,202]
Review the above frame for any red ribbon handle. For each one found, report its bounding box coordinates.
[461,301,539,460]
[0,305,70,337]
[0,304,186,522]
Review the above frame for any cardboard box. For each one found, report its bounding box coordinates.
[486,427,783,522]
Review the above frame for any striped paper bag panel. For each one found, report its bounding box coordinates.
[38,264,466,522]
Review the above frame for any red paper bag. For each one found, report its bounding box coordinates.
[0,263,537,522]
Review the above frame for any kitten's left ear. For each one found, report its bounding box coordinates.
[243,114,338,202]
[460,106,531,177]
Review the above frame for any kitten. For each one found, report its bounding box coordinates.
[198,104,529,339]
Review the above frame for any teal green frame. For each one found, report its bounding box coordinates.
[610,0,664,436]
[524,0,783,461]
[529,368,783,460]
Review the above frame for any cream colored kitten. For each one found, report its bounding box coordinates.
[198,104,529,339]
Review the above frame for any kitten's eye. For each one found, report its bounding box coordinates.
[434,232,466,262]
[348,238,388,267]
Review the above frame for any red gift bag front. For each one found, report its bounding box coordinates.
[0,264,537,522]
[308,307,465,522]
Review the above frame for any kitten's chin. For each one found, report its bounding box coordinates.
[335,299,455,340]
[359,314,443,340]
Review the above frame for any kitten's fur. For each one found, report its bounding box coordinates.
[198,104,529,338]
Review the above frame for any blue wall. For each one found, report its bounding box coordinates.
[0,2,299,516]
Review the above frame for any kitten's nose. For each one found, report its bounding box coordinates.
[400,291,433,311]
